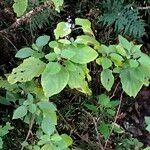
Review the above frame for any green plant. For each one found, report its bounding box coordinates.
[98,0,146,38]
[96,35,150,97]
[13,0,64,17]
[0,122,13,149]
[0,17,149,149]
[145,116,150,132]
[84,94,124,140]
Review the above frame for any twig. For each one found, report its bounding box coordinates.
[57,110,98,148]
[104,91,124,149]
[110,82,120,99]
[0,2,52,34]
[3,35,18,52]
[138,6,150,10]
[21,115,35,150]
[82,109,104,150]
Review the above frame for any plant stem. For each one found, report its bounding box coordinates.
[21,115,35,150]
[104,91,124,149]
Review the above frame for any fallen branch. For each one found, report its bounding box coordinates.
[0,2,52,34]
[138,6,150,10]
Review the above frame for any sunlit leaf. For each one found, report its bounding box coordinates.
[8,57,46,84]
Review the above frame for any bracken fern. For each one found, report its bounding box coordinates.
[98,0,146,38]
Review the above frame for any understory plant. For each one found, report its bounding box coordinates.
[0,16,150,149]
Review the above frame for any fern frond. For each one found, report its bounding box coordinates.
[28,8,56,32]
[98,0,146,38]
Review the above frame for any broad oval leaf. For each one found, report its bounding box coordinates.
[41,66,69,97]
[101,69,114,91]
[8,57,46,84]
[36,35,50,47]
[13,0,28,17]
[97,57,112,69]
[70,45,98,64]
[98,122,110,140]
[44,62,61,75]
[120,68,143,97]
[41,144,52,150]
[58,39,71,45]
[75,35,100,49]
[15,48,34,58]
[52,0,64,12]
[13,106,27,119]
[61,48,76,59]
[116,45,127,57]
[41,117,55,136]
[61,134,73,148]
[54,22,71,39]
[45,53,57,61]
[110,53,124,66]
[118,35,131,51]
[129,59,139,68]
[67,64,92,95]
[75,18,94,35]
[28,104,37,114]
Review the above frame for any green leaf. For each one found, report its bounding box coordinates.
[110,53,124,66]
[28,104,37,114]
[51,134,62,142]
[61,48,76,59]
[41,144,52,150]
[41,117,55,136]
[58,39,71,45]
[45,53,57,61]
[44,62,61,75]
[61,134,73,147]
[98,44,110,55]
[106,109,115,116]
[8,57,46,84]
[67,64,92,95]
[120,68,143,97]
[13,0,28,17]
[84,104,98,113]
[101,69,114,91]
[116,45,127,57]
[75,35,100,49]
[138,53,150,76]
[36,35,50,47]
[97,57,112,69]
[98,94,110,107]
[0,123,13,137]
[33,145,41,150]
[98,122,110,140]
[129,59,139,68]
[49,41,58,48]
[144,147,150,150]
[54,22,71,39]
[0,138,3,149]
[52,0,64,12]
[41,66,69,97]
[75,18,94,35]
[15,48,34,58]
[13,106,27,119]
[112,123,125,134]
[118,35,131,51]
[146,124,150,133]
[38,102,57,112]
[70,45,98,64]
[145,117,150,125]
